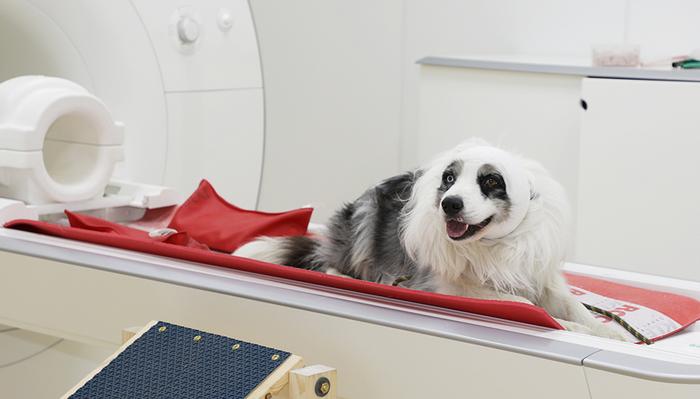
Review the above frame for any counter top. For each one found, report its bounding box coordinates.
[418,54,700,82]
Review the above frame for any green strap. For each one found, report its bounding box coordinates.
[582,303,654,345]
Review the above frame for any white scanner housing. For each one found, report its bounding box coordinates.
[0,76,124,204]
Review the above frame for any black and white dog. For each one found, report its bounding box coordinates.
[236,139,623,339]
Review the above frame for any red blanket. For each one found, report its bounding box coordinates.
[169,180,313,253]
[5,180,700,341]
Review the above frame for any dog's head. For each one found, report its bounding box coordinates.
[401,139,569,287]
[432,142,532,242]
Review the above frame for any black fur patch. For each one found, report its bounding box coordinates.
[375,172,416,203]
[372,171,417,245]
[436,160,463,205]
[365,171,419,282]
[477,164,508,201]
[340,202,355,223]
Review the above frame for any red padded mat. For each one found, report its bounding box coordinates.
[4,216,562,330]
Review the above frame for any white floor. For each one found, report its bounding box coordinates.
[0,324,116,398]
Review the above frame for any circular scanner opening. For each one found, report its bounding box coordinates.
[42,113,102,186]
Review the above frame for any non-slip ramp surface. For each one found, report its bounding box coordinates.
[68,321,291,399]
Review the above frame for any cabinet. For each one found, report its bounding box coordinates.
[577,77,700,279]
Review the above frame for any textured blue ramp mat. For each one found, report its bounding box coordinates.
[70,321,291,399]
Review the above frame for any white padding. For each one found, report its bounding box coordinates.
[0,76,124,204]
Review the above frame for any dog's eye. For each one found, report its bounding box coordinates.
[479,173,506,197]
[443,173,455,184]
[484,177,499,189]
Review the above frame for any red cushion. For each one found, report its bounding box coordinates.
[66,211,149,239]
[7,203,700,341]
[3,218,563,330]
[64,211,208,250]
[168,180,313,253]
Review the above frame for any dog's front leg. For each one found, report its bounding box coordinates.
[465,283,612,337]
[469,289,534,304]
[438,282,534,305]
[538,276,627,341]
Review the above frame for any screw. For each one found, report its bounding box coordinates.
[315,377,331,397]
[319,381,330,394]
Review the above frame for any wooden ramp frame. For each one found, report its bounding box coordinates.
[62,321,337,399]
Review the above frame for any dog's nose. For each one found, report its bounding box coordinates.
[441,196,464,216]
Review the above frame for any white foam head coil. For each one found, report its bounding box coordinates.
[0,75,124,204]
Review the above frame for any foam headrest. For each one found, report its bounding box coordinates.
[0,75,124,204]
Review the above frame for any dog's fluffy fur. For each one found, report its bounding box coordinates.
[235,139,623,339]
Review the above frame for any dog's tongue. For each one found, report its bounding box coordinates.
[446,220,468,238]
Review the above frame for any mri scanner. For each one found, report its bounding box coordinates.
[1,1,700,398]
[0,0,264,208]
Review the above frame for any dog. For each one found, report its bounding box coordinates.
[235,139,624,339]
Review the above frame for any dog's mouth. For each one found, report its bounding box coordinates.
[445,216,493,240]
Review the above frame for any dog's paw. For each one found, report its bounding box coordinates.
[589,324,629,341]
[555,318,594,335]
[556,319,629,341]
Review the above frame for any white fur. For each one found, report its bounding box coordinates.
[401,141,566,298]
[400,140,623,339]
[234,237,289,264]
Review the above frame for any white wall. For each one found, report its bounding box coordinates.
[400,0,628,169]
[400,0,700,169]
[251,0,700,220]
[250,0,404,221]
